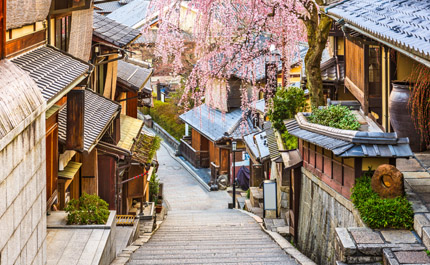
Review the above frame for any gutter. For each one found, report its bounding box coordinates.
[326,14,430,69]
[46,73,88,109]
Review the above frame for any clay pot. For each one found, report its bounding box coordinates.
[389,82,425,152]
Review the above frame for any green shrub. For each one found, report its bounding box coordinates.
[267,87,307,149]
[307,105,361,130]
[148,135,161,163]
[149,172,160,203]
[268,87,307,132]
[351,174,414,230]
[141,100,185,140]
[65,193,110,225]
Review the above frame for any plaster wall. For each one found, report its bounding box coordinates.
[0,113,47,265]
[297,167,364,265]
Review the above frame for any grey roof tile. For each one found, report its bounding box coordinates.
[58,90,121,152]
[107,0,152,28]
[285,119,413,158]
[11,46,90,102]
[93,13,141,47]
[180,104,247,142]
[327,0,430,60]
[117,60,153,93]
[94,0,134,14]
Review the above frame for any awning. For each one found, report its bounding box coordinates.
[11,45,91,107]
[117,60,153,94]
[280,150,302,169]
[58,89,121,153]
[58,161,82,179]
[117,114,144,151]
[132,130,156,164]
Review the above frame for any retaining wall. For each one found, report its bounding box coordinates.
[297,167,365,265]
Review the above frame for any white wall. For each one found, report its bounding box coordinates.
[0,113,47,265]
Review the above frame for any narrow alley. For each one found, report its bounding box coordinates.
[128,143,298,265]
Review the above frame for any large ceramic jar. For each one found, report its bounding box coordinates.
[389,82,425,152]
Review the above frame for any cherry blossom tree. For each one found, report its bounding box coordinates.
[147,0,332,110]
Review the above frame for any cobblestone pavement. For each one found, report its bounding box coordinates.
[128,144,298,264]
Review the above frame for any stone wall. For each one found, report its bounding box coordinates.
[0,113,47,264]
[297,167,365,265]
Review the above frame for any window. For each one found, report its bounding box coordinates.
[55,16,71,52]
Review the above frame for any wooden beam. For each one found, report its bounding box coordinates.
[5,29,46,57]
[344,77,364,107]
[66,89,85,151]
[0,0,5,59]
[363,45,370,114]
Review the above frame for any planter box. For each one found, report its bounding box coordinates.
[47,210,117,265]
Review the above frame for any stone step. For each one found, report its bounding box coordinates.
[134,247,284,255]
[134,241,279,248]
[147,236,274,241]
[129,256,295,265]
[133,251,288,259]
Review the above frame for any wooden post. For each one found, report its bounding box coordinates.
[0,0,6,59]
[66,89,85,151]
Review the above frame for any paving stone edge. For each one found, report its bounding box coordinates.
[237,209,316,265]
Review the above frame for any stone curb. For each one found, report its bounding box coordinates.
[160,141,211,192]
[237,209,316,265]
[110,220,163,265]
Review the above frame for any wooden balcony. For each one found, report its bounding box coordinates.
[180,138,209,168]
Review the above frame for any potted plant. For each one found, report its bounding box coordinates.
[149,173,163,213]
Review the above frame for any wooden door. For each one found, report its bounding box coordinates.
[46,124,58,205]
[98,155,117,210]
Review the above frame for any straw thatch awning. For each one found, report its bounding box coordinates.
[0,60,44,141]
[6,0,52,30]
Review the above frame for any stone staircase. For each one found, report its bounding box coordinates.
[128,209,298,265]
[245,187,264,217]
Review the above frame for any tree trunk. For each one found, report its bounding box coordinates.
[302,12,332,109]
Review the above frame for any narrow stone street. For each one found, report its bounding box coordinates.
[128,144,298,264]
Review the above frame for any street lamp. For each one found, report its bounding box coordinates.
[229,140,237,209]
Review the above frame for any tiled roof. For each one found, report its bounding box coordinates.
[327,0,430,61]
[107,0,151,28]
[302,56,345,84]
[94,0,134,14]
[243,131,270,162]
[284,117,414,158]
[58,90,121,152]
[264,122,280,161]
[93,13,141,47]
[180,104,244,142]
[11,46,90,103]
[117,60,153,93]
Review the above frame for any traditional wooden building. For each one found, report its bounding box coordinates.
[283,111,413,251]
[117,58,153,116]
[326,0,430,151]
[92,12,156,214]
[180,104,257,183]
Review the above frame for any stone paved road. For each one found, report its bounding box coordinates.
[128,144,298,265]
